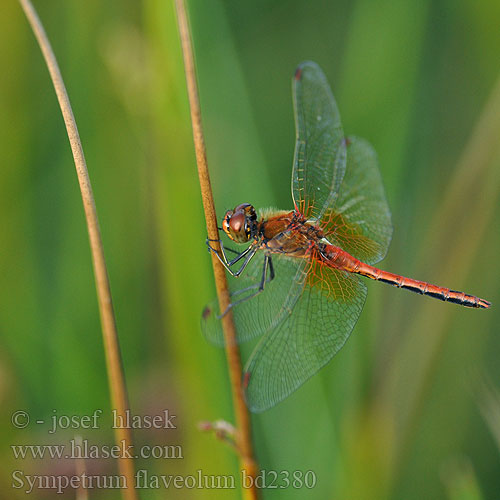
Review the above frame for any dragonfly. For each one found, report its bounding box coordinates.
[202,61,491,413]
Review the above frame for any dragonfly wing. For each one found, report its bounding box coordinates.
[322,136,393,264]
[244,257,367,412]
[292,61,346,221]
[202,250,304,346]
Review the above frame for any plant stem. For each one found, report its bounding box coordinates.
[174,0,259,498]
[18,2,138,498]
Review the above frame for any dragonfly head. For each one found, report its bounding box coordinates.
[222,203,258,243]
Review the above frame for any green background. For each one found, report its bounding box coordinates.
[1,0,499,498]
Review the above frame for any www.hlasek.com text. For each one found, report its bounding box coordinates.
[11,439,183,460]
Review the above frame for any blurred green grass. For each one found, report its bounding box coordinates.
[0,0,499,498]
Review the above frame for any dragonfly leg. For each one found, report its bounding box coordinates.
[206,238,257,277]
[217,255,274,319]
[206,238,240,255]
[229,256,275,299]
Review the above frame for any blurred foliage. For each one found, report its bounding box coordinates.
[0,0,499,499]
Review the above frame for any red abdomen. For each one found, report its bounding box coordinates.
[322,245,490,309]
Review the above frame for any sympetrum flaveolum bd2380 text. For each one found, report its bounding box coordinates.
[202,61,491,413]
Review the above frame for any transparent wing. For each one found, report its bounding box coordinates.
[201,250,304,346]
[321,136,393,264]
[292,61,346,221]
[244,256,367,412]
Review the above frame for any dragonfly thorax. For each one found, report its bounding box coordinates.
[222,203,258,244]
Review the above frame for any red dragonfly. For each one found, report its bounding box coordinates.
[203,61,490,412]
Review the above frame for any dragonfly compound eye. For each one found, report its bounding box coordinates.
[222,204,256,243]
[228,212,249,243]
[222,210,233,238]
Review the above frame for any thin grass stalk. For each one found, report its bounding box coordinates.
[74,435,89,500]
[18,2,138,498]
[395,156,500,464]
[174,0,259,498]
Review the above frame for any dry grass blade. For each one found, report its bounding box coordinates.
[74,435,89,500]
[378,72,500,480]
[478,376,500,453]
[18,1,138,498]
[419,75,500,265]
[174,0,259,498]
